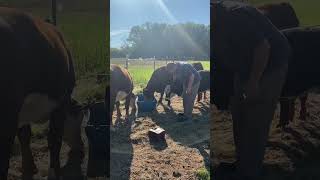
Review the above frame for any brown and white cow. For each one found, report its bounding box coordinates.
[0,7,86,180]
[110,64,137,124]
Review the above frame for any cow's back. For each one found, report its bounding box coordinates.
[146,66,171,93]
[192,62,204,71]
[199,70,210,92]
[257,2,299,30]
[0,7,74,101]
[110,64,134,94]
[281,27,320,96]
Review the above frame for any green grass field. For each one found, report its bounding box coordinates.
[111,59,210,93]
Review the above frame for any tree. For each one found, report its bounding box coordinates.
[123,22,209,60]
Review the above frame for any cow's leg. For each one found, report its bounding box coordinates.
[279,99,290,129]
[62,117,84,178]
[167,93,172,107]
[110,94,116,122]
[288,99,295,123]
[0,104,19,180]
[299,93,308,121]
[116,101,122,119]
[124,94,130,119]
[17,125,38,180]
[279,98,295,129]
[159,92,164,104]
[197,92,202,102]
[106,86,110,124]
[47,107,65,180]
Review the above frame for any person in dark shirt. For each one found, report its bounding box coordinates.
[166,62,201,121]
[211,1,290,179]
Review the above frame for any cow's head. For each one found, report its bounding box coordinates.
[212,63,234,110]
[143,88,154,100]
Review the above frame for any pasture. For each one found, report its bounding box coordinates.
[111,58,210,93]
[110,60,211,179]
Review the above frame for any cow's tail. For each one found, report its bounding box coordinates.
[67,48,76,95]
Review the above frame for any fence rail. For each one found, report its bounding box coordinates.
[110,58,206,71]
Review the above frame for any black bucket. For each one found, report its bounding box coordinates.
[85,102,110,178]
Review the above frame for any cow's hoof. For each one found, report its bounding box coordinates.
[22,164,38,180]
[276,123,287,130]
[61,167,84,180]
[299,113,309,121]
[62,175,85,180]
[47,177,63,180]
[32,165,38,175]
[110,127,116,132]
[22,174,34,180]
[299,116,306,121]
[47,168,62,180]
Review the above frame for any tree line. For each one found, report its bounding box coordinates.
[111,22,210,60]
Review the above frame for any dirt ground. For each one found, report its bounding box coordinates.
[7,79,107,180]
[111,92,210,180]
[212,92,320,180]
[8,122,90,180]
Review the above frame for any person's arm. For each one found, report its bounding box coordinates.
[186,73,194,94]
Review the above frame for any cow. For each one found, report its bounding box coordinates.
[0,7,86,180]
[191,62,209,102]
[143,63,204,107]
[143,66,174,106]
[212,2,302,128]
[110,64,137,123]
[191,62,204,71]
[213,26,320,129]
[257,2,310,125]
[278,26,320,128]
[198,70,210,102]
[164,62,207,102]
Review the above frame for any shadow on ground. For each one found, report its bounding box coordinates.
[110,115,134,180]
[212,93,320,180]
[149,94,211,170]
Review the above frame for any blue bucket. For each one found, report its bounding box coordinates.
[137,94,157,113]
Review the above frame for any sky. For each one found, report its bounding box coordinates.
[110,0,210,48]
